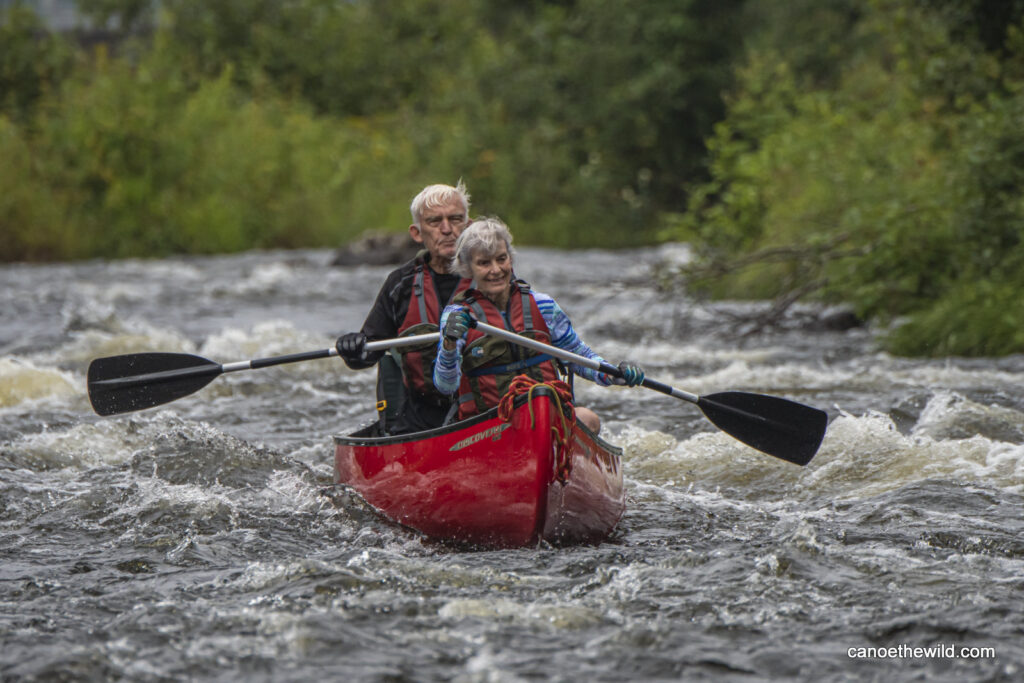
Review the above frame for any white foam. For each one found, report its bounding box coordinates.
[213,262,297,297]
[439,598,604,630]
[40,324,197,368]
[0,357,78,408]
[810,410,1024,497]
[199,320,335,370]
[7,419,147,468]
[913,391,1024,441]
[612,406,1024,503]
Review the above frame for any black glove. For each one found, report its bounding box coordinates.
[443,308,473,342]
[616,362,645,387]
[335,332,367,362]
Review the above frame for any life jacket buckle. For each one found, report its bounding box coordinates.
[376,400,387,412]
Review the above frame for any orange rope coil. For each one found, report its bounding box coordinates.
[497,374,576,483]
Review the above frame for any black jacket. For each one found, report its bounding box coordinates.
[345,252,463,433]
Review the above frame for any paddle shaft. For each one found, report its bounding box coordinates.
[220,332,440,374]
[471,319,826,465]
[93,332,440,390]
[472,321,697,402]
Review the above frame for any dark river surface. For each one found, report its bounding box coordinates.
[1,246,1022,681]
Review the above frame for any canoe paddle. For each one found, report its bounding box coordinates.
[472,320,827,466]
[87,332,440,417]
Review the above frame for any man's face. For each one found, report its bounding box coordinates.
[409,199,467,267]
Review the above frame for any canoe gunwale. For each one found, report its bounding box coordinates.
[333,384,623,457]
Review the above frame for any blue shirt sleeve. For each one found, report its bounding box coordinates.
[433,305,465,394]
[532,291,614,386]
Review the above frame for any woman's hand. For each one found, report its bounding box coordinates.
[616,362,645,387]
[443,308,474,343]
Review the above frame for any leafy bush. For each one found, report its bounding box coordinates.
[664,0,1024,356]
[0,3,73,121]
[2,0,746,258]
[2,46,411,259]
[7,0,1024,357]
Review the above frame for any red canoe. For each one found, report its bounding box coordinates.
[333,385,625,548]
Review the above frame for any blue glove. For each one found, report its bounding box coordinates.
[336,332,366,362]
[443,308,473,342]
[617,362,645,387]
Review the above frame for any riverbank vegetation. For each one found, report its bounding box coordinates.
[660,0,1024,356]
[1,0,744,259]
[2,0,1023,355]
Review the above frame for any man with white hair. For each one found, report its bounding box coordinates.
[336,182,473,434]
[433,216,644,434]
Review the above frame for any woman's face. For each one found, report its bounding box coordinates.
[469,241,513,306]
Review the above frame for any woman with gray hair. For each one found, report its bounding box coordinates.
[433,217,644,433]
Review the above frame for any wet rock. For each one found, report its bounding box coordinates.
[116,558,155,574]
[331,230,419,267]
[819,306,863,331]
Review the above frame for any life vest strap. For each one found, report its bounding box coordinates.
[466,353,554,377]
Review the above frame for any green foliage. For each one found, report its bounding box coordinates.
[665,0,1024,356]
[886,277,1024,357]
[1,0,746,259]
[139,0,746,247]
[6,0,1024,357]
[75,0,155,32]
[465,0,746,245]
[0,3,73,121]
[0,46,404,259]
[0,116,71,261]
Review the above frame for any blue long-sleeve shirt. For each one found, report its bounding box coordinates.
[433,290,614,395]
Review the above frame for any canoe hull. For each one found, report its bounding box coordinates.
[333,387,624,548]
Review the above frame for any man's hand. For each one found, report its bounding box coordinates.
[335,332,367,362]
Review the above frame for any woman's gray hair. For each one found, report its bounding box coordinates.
[409,180,470,226]
[450,217,516,279]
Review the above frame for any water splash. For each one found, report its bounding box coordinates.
[0,357,77,408]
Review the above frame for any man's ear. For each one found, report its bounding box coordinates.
[409,224,424,244]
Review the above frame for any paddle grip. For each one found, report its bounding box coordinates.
[624,371,699,404]
[598,361,698,403]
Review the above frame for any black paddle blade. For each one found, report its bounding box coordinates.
[88,352,222,416]
[697,391,828,466]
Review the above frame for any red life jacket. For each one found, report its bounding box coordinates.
[395,256,473,404]
[454,280,561,419]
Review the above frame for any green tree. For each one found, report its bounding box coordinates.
[75,0,155,32]
[664,0,1024,356]
[0,3,73,121]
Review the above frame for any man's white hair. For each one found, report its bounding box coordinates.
[409,180,470,226]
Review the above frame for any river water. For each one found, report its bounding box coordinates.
[1,246,1022,681]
